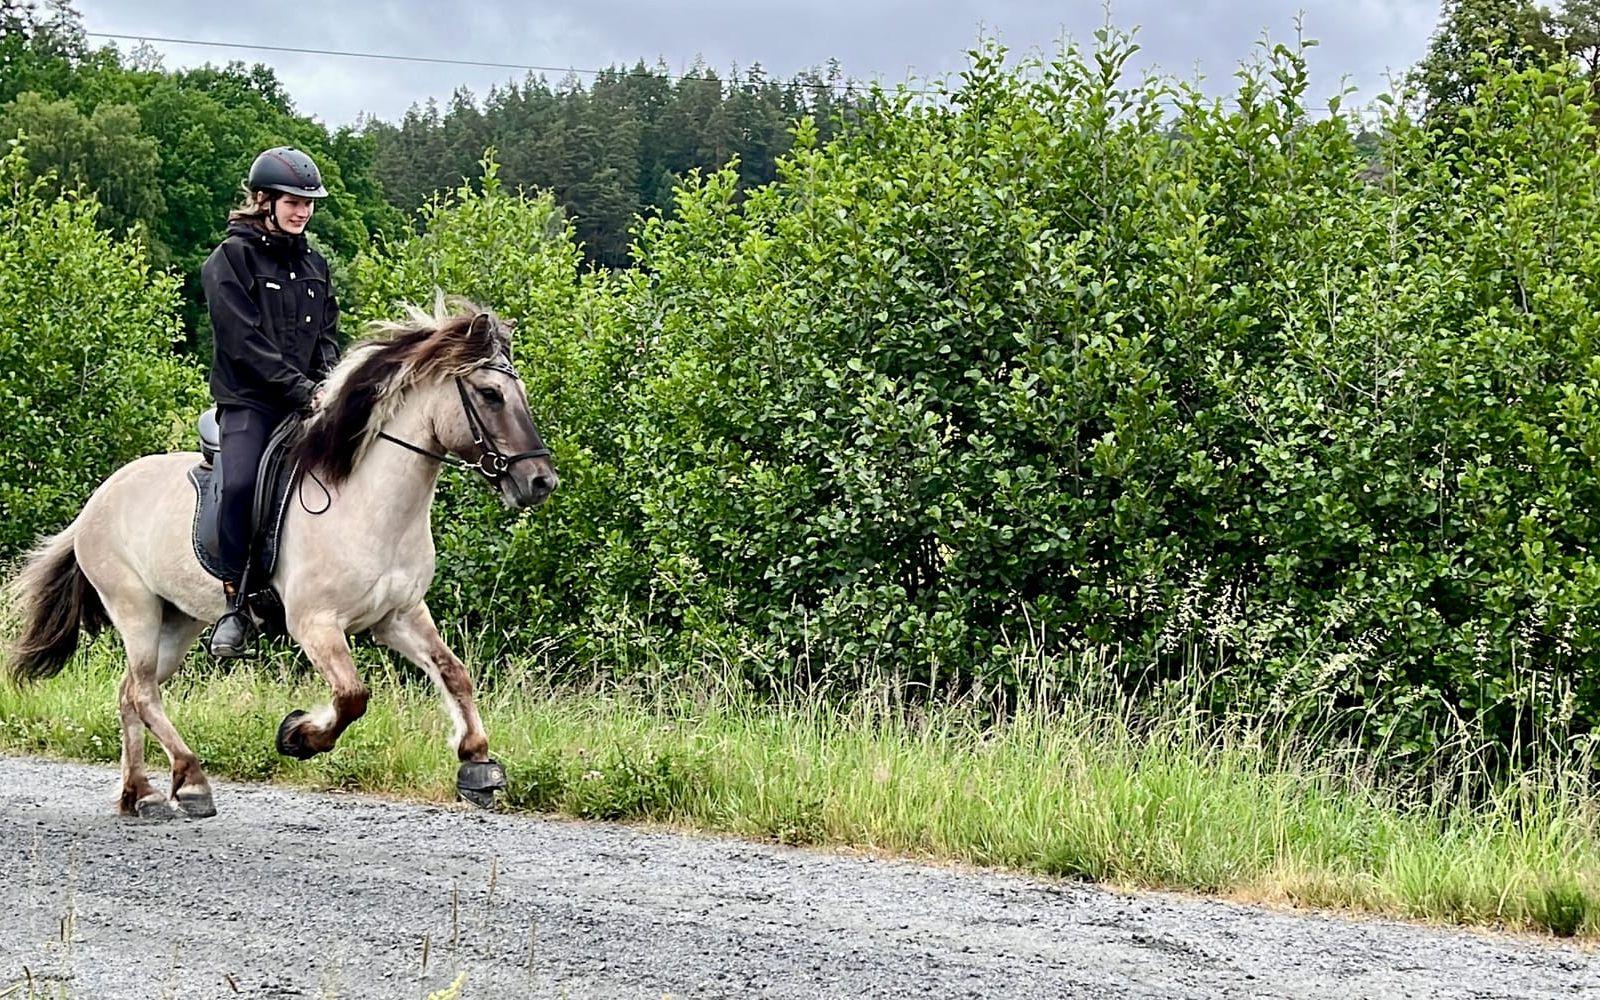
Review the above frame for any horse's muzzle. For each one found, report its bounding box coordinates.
[504,470,557,509]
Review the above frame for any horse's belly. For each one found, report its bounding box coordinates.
[347,571,430,632]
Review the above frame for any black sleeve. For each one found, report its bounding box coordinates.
[202,242,315,410]
[314,270,341,382]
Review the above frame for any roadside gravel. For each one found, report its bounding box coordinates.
[1,755,1595,999]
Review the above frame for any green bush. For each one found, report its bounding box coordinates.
[0,138,205,555]
[346,34,1600,759]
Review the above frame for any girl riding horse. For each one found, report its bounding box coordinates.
[203,145,340,659]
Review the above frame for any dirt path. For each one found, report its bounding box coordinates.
[0,755,1594,999]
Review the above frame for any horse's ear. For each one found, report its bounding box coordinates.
[469,311,514,360]
[467,311,494,348]
[502,317,517,361]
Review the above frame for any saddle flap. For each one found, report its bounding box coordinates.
[254,415,304,578]
[187,463,229,582]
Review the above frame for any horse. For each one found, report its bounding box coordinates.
[2,299,557,819]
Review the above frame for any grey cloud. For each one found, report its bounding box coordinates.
[70,0,1443,125]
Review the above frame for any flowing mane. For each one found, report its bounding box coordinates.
[292,297,510,486]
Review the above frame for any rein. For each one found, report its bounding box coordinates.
[376,355,551,485]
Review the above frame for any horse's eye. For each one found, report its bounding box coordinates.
[477,386,504,408]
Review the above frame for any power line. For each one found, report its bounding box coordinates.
[84,30,1397,117]
[84,31,888,96]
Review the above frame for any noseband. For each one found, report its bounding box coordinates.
[377,354,551,484]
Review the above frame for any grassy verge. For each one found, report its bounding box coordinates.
[2,640,1598,939]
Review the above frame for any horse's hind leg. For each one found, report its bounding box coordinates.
[105,590,213,819]
[155,607,214,817]
[372,602,504,808]
[132,663,215,818]
[103,592,180,819]
[116,670,166,819]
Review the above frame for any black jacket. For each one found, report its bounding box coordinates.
[201,221,339,415]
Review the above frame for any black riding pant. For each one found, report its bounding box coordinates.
[217,405,285,587]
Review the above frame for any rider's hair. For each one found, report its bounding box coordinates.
[227,185,276,228]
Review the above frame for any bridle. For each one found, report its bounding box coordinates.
[376,349,552,485]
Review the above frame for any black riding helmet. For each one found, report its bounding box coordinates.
[247,146,328,198]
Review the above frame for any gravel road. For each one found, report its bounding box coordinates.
[1,754,1595,999]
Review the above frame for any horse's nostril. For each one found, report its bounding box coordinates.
[530,474,551,493]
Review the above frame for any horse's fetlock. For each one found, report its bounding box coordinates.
[172,754,204,789]
[457,732,489,761]
[336,685,369,720]
[118,785,142,815]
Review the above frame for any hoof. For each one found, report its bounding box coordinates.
[275,709,317,760]
[176,788,217,819]
[133,795,175,821]
[457,759,507,809]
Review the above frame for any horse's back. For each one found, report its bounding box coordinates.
[82,451,201,520]
[76,451,220,621]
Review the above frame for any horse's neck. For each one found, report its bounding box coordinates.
[338,399,442,534]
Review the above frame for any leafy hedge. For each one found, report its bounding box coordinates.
[348,35,1600,754]
[0,140,204,554]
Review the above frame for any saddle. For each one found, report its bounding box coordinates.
[189,408,304,632]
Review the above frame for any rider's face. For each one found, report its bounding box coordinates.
[273,194,315,234]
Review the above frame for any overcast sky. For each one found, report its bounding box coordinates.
[68,1,1443,127]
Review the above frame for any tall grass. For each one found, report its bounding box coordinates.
[2,635,1598,939]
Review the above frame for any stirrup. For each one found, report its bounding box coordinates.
[209,609,255,659]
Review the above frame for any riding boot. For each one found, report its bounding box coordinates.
[209,580,256,659]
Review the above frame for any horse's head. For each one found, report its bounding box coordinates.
[432,312,558,509]
[294,298,558,510]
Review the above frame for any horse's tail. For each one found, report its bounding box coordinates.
[3,520,108,682]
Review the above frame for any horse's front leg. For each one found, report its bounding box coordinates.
[372,602,504,807]
[278,613,368,759]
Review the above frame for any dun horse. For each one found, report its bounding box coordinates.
[3,300,556,818]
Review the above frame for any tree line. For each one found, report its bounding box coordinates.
[0,0,858,342]
[364,62,859,268]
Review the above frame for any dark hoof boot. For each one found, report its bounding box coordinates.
[457,759,507,809]
[133,794,175,821]
[275,709,317,760]
[177,788,217,819]
[209,611,255,659]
